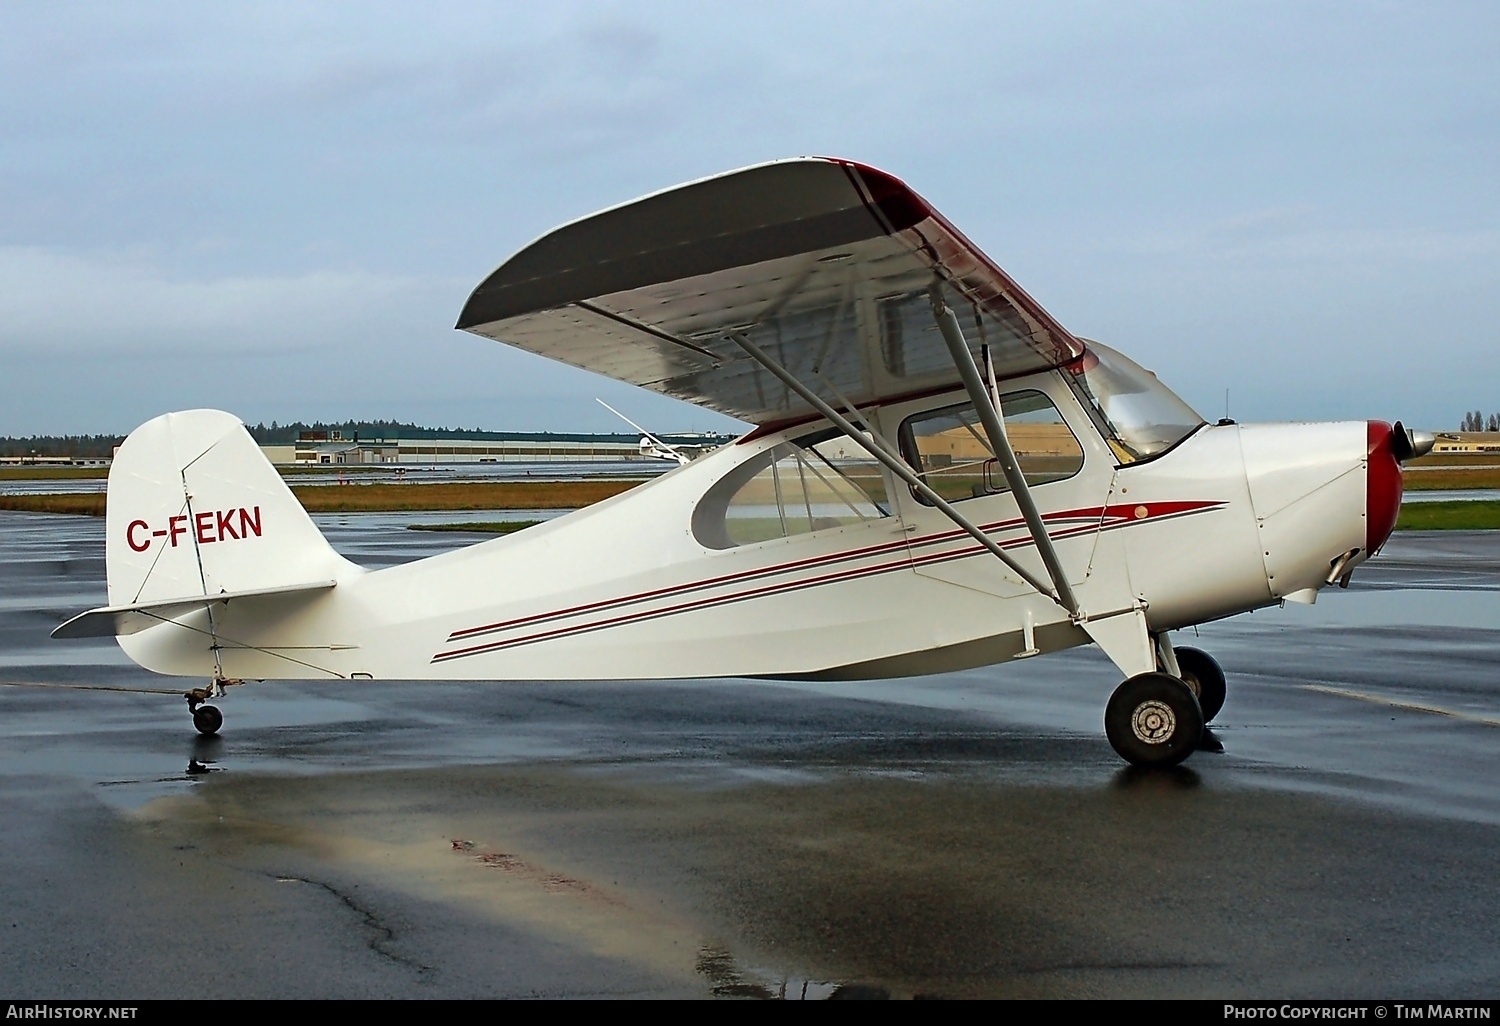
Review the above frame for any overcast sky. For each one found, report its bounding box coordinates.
[2,1,1495,436]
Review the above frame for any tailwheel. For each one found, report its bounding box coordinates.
[1173,647,1226,723]
[1105,672,1204,768]
[186,679,236,736]
[192,705,223,736]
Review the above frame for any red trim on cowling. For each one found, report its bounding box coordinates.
[1366,421,1402,554]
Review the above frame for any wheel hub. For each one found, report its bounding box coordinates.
[1130,699,1176,744]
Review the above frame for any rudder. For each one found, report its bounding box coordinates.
[105,410,354,608]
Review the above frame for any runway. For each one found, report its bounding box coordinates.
[2,510,1498,998]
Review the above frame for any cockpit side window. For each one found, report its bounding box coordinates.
[692,429,890,550]
[898,389,1084,505]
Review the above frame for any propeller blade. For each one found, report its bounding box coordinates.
[1390,421,1436,462]
[1392,420,1412,461]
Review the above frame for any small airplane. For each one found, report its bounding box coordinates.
[595,399,717,465]
[54,158,1435,768]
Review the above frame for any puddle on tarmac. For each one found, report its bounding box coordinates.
[694,946,854,999]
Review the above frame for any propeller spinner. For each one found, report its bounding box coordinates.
[1391,421,1436,462]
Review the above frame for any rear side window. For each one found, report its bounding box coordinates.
[899,390,1083,504]
[692,429,889,549]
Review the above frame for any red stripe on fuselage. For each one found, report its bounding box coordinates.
[445,501,1202,642]
[432,500,1224,664]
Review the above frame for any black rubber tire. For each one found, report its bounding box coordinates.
[192,705,223,736]
[1104,672,1204,768]
[1174,647,1226,724]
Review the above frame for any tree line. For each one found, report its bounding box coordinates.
[242,419,730,445]
[0,434,123,458]
[1460,411,1500,432]
[1,419,735,457]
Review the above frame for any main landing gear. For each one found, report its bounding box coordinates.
[1173,646,1226,724]
[1104,646,1226,768]
[185,678,239,736]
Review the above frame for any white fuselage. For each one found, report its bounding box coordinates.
[117,367,1378,686]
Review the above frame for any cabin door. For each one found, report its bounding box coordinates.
[883,382,1112,601]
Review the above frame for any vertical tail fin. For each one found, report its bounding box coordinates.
[105,410,353,608]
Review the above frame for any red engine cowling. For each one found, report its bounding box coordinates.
[1366,421,1403,554]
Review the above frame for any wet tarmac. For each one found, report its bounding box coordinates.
[1404,488,1500,502]
[2,510,1499,998]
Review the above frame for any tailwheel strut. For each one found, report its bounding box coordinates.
[185,677,240,736]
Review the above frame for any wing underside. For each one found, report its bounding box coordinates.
[457,158,1083,426]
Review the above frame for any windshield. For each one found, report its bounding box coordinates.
[1064,341,1205,461]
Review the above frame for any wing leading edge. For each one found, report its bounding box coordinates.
[457,158,1084,426]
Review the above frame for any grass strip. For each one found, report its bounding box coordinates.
[289,481,638,512]
[0,467,109,480]
[407,521,543,534]
[0,480,639,517]
[1395,500,1500,531]
[277,464,389,475]
[0,494,106,515]
[1404,468,1500,490]
[1404,453,1500,468]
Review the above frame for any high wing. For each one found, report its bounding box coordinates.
[456,158,1083,427]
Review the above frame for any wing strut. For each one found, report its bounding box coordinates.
[928,285,1082,619]
[726,333,1062,604]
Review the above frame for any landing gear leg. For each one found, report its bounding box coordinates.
[1104,672,1204,768]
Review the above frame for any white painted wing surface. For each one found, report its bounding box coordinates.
[456,158,1084,426]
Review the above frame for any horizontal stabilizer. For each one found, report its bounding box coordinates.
[51,580,336,639]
